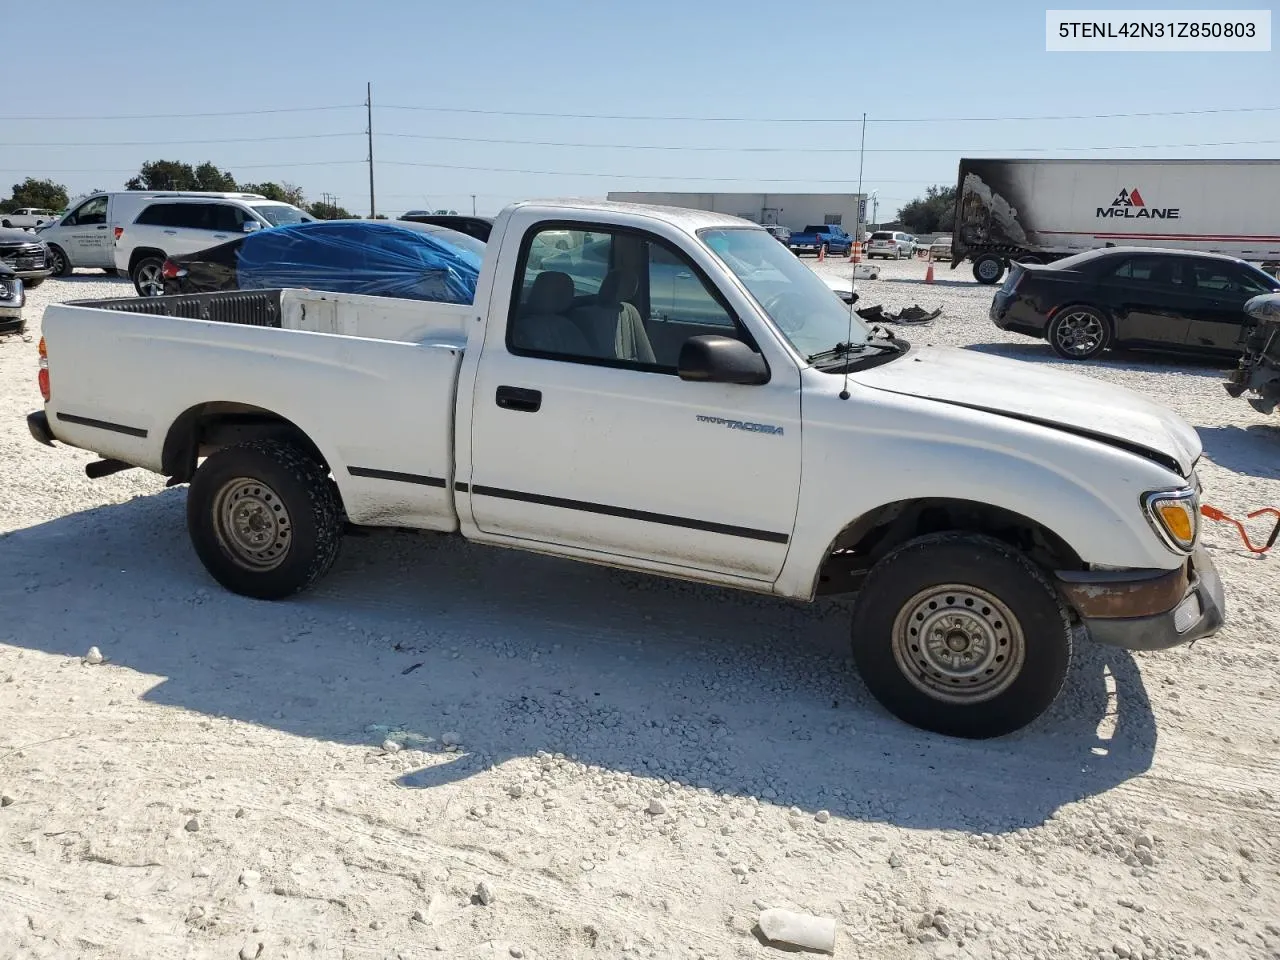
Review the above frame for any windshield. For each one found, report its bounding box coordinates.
[700,227,871,357]
[414,223,487,259]
[251,203,311,226]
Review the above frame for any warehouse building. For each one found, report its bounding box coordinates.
[606,192,867,236]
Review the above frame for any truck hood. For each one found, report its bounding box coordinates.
[853,345,1201,475]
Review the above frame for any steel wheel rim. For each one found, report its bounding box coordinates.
[1054,310,1104,356]
[977,259,1001,281]
[136,262,164,297]
[212,477,292,571]
[891,583,1026,704]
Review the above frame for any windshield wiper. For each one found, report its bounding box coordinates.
[806,338,901,365]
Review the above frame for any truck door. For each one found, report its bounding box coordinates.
[58,196,113,268]
[465,222,802,583]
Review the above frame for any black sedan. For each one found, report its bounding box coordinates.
[161,219,485,303]
[0,227,52,288]
[990,247,1280,361]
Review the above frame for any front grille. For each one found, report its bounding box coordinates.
[0,243,46,271]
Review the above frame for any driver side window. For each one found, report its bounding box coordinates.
[66,196,108,226]
[508,225,748,371]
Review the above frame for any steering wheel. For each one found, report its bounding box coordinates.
[763,290,811,334]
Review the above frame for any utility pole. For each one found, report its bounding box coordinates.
[855,112,866,241]
[366,82,376,219]
[471,194,476,216]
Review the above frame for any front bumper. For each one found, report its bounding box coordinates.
[1056,545,1225,651]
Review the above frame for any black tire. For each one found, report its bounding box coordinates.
[48,245,71,278]
[186,440,343,600]
[1014,254,1043,265]
[850,533,1071,739]
[0,220,9,229]
[131,255,165,297]
[1046,305,1111,361]
[972,254,1006,285]
[24,278,43,289]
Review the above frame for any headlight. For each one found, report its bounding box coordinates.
[1142,487,1199,552]
[0,281,9,300]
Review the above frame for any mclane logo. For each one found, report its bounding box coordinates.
[696,414,784,436]
[1096,187,1180,220]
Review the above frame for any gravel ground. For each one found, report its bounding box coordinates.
[1,264,1278,960]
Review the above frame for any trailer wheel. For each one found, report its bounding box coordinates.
[187,440,343,600]
[850,533,1071,739]
[972,255,1006,285]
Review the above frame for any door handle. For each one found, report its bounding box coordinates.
[163,230,178,235]
[96,225,108,230]
[495,385,542,413]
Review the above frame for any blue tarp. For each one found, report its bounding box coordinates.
[235,221,482,304]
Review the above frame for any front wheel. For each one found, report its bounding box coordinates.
[187,440,343,600]
[850,533,1071,739]
[131,255,165,297]
[48,245,71,277]
[1047,305,1111,360]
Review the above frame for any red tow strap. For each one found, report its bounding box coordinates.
[1200,504,1280,555]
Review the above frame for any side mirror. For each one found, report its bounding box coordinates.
[677,335,768,385]
[243,221,262,233]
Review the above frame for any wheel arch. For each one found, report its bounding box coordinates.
[162,401,333,490]
[128,246,168,273]
[811,497,1084,599]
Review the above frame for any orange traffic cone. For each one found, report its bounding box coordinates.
[849,242,861,264]
[924,253,935,284]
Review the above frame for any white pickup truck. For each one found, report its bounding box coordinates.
[27,198,1224,739]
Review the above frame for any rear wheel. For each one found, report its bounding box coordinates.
[131,255,165,297]
[850,533,1071,739]
[973,254,1006,285]
[48,245,71,278]
[186,440,343,600]
[1047,305,1111,360]
[0,220,9,229]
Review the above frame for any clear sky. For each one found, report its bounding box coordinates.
[4,0,1276,218]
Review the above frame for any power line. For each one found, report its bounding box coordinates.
[379,102,1280,124]
[0,104,363,122]
[8,132,364,148]
[0,160,366,174]
[378,130,1280,154]
[379,159,921,183]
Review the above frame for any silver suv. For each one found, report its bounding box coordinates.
[115,196,312,296]
[866,230,913,260]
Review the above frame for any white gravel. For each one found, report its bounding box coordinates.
[1,265,1278,959]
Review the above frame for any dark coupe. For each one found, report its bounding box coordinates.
[990,247,1280,361]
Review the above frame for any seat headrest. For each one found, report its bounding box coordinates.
[599,270,639,305]
[526,271,575,314]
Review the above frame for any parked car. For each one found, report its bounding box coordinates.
[0,264,24,334]
[762,224,792,245]
[30,200,1224,740]
[929,235,953,261]
[0,227,53,288]
[787,224,854,257]
[1,207,58,230]
[37,191,290,280]
[116,196,314,296]
[399,213,494,242]
[161,219,484,303]
[1224,293,1280,414]
[865,231,913,259]
[990,247,1280,361]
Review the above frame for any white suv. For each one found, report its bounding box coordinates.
[865,230,914,259]
[115,196,312,296]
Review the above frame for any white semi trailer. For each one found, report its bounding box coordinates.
[951,158,1280,284]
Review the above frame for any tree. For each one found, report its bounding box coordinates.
[0,177,69,214]
[897,185,957,235]
[125,159,238,192]
[307,201,353,220]
[241,181,306,206]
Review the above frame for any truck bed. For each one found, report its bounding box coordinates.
[41,288,471,532]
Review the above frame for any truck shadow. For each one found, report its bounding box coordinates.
[1195,424,1280,480]
[0,490,1157,834]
